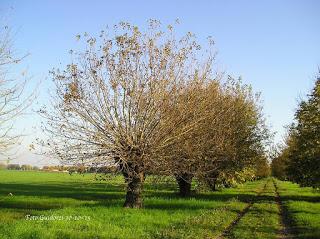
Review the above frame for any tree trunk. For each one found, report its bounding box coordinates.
[122,165,145,208]
[207,172,219,191]
[175,173,193,197]
[208,179,217,191]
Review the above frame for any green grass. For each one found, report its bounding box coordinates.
[229,179,280,239]
[152,181,264,239]
[0,171,319,239]
[274,179,320,239]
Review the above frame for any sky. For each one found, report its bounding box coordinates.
[0,0,319,166]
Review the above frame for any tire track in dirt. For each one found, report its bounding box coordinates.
[273,179,294,239]
[215,181,268,239]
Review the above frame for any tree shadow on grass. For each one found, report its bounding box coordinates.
[281,195,320,203]
[0,199,63,210]
[0,181,319,212]
[280,198,320,239]
[93,192,271,210]
[0,182,125,210]
[0,181,256,211]
[0,182,124,200]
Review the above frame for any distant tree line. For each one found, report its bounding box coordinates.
[42,165,117,174]
[1,163,39,171]
[271,74,320,188]
[0,163,117,173]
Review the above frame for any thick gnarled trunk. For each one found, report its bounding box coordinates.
[123,172,144,208]
[175,173,193,197]
[122,163,145,208]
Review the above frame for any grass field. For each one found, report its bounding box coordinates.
[274,179,320,239]
[0,171,319,239]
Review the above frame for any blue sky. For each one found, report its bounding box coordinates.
[1,0,320,166]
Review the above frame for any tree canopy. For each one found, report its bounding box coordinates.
[272,74,320,188]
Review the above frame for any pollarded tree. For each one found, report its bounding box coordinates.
[202,78,270,190]
[162,78,232,196]
[163,76,270,195]
[41,21,215,208]
[156,80,207,197]
[187,79,237,192]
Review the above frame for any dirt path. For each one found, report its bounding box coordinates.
[273,179,294,239]
[215,182,267,239]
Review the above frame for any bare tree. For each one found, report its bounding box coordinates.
[0,24,32,157]
[41,20,215,208]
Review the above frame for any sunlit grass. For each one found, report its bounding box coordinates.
[0,171,318,238]
[275,179,320,239]
[230,179,280,239]
[0,171,264,238]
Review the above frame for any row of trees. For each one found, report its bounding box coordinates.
[39,21,271,208]
[271,75,320,188]
[0,163,104,172]
[0,19,270,208]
